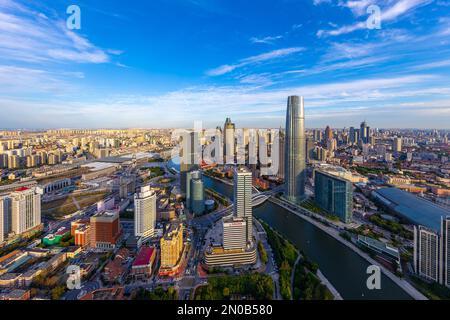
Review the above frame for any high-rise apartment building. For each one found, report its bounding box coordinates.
[314,170,353,223]
[393,137,402,153]
[10,187,41,235]
[414,225,440,282]
[233,167,253,244]
[413,217,450,288]
[134,186,156,239]
[284,95,306,203]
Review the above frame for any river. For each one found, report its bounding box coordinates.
[203,174,412,300]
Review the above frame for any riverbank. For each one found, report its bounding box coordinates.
[317,270,343,300]
[203,172,233,186]
[269,196,427,301]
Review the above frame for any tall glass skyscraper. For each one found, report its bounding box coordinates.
[284,95,306,203]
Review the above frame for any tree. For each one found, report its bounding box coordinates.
[51,286,66,300]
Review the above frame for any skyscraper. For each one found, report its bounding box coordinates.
[349,127,356,144]
[190,171,205,216]
[284,95,306,203]
[278,129,285,180]
[360,121,369,144]
[134,186,156,239]
[10,187,41,235]
[223,117,235,164]
[325,126,333,142]
[393,137,402,153]
[234,167,253,244]
[180,131,198,197]
[414,225,440,282]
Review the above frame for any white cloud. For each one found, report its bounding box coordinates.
[318,0,432,37]
[206,47,305,76]
[250,35,283,44]
[1,74,442,128]
[0,1,113,64]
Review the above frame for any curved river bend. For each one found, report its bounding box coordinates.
[202,175,412,300]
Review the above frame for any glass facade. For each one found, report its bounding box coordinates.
[314,170,353,223]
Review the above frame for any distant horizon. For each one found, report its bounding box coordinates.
[1,125,449,131]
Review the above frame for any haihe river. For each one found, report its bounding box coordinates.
[168,158,412,299]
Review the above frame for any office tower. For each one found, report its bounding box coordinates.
[278,129,285,180]
[306,138,315,163]
[180,131,198,197]
[360,121,370,144]
[10,187,41,235]
[223,217,247,250]
[414,225,440,282]
[234,167,253,244]
[90,210,121,250]
[190,171,205,216]
[224,117,236,164]
[160,223,184,269]
[0,196,11,243]
[134,186,156,239]
[349,127,356,144]
[393,137,402,153]
[325,126,333,142]
[185,171,193,210]
[314,170,353,223]
[284,95,306,203]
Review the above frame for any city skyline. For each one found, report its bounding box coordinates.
[0,0,449,129]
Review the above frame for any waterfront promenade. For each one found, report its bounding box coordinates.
[269,196,428,301]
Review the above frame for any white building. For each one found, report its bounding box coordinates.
[134,186,156,239]
[233,167,253,245]
[223,217,246,250]
[414,225,440,282]
[10,187,41,235]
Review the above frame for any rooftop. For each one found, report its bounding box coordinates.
[132,246,155,267]
[374,187,450,232]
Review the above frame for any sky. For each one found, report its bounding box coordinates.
[0,0,449,129]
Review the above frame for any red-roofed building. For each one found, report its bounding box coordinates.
[131,246,156,279]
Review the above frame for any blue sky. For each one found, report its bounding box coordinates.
[0,0,449,129]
